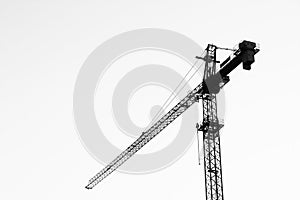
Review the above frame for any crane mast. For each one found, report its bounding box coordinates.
[197,44,224,200]
[85,40,259,196]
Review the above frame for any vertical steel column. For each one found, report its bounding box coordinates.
[199,45,224,200]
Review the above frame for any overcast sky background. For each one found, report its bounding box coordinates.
[0,0,299,200]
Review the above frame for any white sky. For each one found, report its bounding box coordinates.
[0,0,299,200]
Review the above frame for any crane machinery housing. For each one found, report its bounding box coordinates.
[85,40,260,200]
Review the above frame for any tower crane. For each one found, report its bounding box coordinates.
[85,40,260,200]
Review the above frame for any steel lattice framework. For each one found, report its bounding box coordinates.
[198,45,224,200]
[85,40,259,198]
[86,82,204,189]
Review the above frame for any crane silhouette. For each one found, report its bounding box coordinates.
[85,40,259,200]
